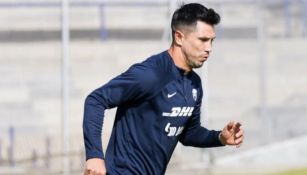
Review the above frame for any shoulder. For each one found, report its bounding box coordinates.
[130,51,174,81]
[126,52,168,88]
[142,51,174,75]
[125,62,158,86]
[125,51,175,95]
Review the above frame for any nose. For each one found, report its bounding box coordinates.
[204,41,212,53]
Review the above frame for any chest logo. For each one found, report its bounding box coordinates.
[165,123,184,137]
[192,89,197,101]
[162,107,194,117]
[167,92,176,98]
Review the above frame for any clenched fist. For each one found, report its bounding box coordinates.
[84,158,106,175]
[219,121,244,148]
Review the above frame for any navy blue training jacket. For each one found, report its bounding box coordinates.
[83,50,224,175]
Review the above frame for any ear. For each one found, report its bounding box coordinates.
[174,30,185,46]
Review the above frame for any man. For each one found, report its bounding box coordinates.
[83,3,244,175]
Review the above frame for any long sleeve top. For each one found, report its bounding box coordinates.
[83,50,224,175]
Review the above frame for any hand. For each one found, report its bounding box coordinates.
[84,158,106,175]
[219,121,244,148]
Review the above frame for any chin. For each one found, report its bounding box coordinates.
[192,63,203,69]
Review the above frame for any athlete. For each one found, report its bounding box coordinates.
[83,3,244,175]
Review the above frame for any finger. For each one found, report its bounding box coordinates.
[236,142,242,148]
[84,169,92,175]
[90,170,97,175]
[235,135,244,145]
[94,170,105,175]
[236,137,244,148]
[235,129,244,138]
[234,122,241,130]
[227,121,235,130]
[234,123,242,135]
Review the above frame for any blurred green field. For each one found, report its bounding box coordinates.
[273,168,307,175]
[198,167,307,175]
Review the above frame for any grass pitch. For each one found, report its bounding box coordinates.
[273,167,307,175]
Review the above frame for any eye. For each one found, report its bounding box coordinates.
[200,38,209,42]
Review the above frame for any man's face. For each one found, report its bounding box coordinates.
[180,21,216,69]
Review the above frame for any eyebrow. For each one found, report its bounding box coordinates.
[198,36,216,40]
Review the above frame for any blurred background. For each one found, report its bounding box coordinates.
[0,0,307,174]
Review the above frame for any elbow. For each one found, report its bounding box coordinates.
[180,141,190,146]
[179,136,193,146]
[83,93,105,122]
[84,88,111,110]
[84,93,95,106]
[84,92,105,108]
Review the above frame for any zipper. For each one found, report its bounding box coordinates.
[182,75,188,103]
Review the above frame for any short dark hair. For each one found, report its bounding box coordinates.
[171,3,220,40]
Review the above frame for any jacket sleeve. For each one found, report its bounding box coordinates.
[179,86,224,148]
[83,64,157,160]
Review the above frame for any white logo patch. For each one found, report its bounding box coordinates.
[167,92,176,98]
[165,123,184,136]
[162,107,194,117]
[192,89,197,101]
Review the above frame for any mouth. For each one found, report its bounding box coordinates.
[201,56,208,62]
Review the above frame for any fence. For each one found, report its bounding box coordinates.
[0,0,306,41]
[0,127,84,174]
[0,0,307,174]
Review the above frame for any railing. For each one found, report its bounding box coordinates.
[0,1,169,40]
[0,0,306,40]
[0,127,84,174]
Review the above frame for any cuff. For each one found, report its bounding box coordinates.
[85,150,104,160]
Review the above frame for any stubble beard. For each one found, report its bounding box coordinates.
[187,57,203,69]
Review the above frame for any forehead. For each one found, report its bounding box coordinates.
[193,21,216,38]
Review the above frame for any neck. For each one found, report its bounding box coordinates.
[168,45,191,74]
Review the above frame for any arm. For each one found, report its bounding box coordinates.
[178,89,224,147]
[83,64,158,174]
[178,87,244,148]
[179,121,224,147]
[179,119,244,148]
